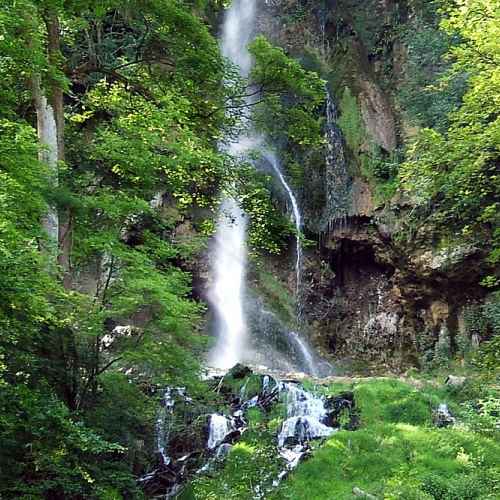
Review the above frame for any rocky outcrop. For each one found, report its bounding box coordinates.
[250,0,495,369]
[140,367,355,497]
[299,209,488,368]
[358,77,397,152]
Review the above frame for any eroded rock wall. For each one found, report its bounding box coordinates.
[255,0,492,369]
[302,216,488,369]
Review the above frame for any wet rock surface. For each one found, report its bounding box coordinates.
[138,366,358,497]
[433,403,456,428]
[300,212,488,370]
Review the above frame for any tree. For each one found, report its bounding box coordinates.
[399,0,500,285]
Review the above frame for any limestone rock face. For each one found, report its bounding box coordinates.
[243,0,491,369]
[410,244,480,276]
[298,207,487,369]
[349,179,374,217]
[430,302,449,327]
[358,79,397,152]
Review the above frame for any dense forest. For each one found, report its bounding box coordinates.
[0,0,498,498]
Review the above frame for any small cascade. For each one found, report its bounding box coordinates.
[277,383,334,447]
[142,366,356,497]
[284,383,328,419]
[433,403,456,427]
[155,387,192,467]
[272,381,344,488]
[324,89,350,231]
[156,389,174,466]
[278,416,334,447]
[207,414,232,450]
[139,387,194,496]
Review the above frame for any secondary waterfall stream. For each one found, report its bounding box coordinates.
[263,151,303,304]
[324,89,350,230]
[209,0,320,375]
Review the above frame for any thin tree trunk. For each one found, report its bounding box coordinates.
[45,14,64,161]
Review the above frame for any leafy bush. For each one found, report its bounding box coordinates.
[462,397,500,438]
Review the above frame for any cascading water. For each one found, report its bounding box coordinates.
[209,199,247,369]
[277,383,335,447]
[145,369,354,496]
[262,150,303,301]
[261,151,320,374]
[208,0,257,369]
[209,0,324,376]
[288,332,316,376]
[207,414,232,450]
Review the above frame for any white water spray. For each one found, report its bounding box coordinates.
[277,383,335,466]
[209,199,247,368]
[207,414,232,450]
[288,332,316,376]
[209,0,257,368]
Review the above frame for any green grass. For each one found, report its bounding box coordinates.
[272,379,500,500]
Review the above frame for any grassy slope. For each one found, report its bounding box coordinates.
[274,379,500,500]
[181,377,499,499]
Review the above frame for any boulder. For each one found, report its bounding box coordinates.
[324,392,360,430]
[227,363,253,379]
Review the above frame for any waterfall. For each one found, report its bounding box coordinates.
[220,0,256,78]
[288,332,316,377]
[262,151,303,302]
[261,152,319,375]
[209,199,247,369]
[209,0,324,376]
[208,0,257,369]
